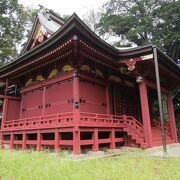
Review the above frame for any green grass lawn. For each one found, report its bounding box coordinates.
[0,150,180,180]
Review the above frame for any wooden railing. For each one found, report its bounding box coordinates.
[80,112,144,138]
[3,112,144,139]
[153,119,171,137]
[3,112,73,131]
[124,116,144,138]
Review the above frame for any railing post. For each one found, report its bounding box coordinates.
[123,115,127,126]
[95,114,98,125]
[57,114,60,124]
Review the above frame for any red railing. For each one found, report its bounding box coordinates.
[124,116,144,138]
[3,112,73,131]
[3,112,144,139]
[80,112,144,138]
[153,119,171,137]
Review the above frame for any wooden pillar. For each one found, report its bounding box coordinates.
[167,94,178,142]
[73,70,80,127]
[139,78,152,147]
[110,128,116,149]
[72,70,81,154]
[42,84,46,116]
[106,85,111,114]
[112,84,117,115]
[20,93,23,119]
[1,79,9,131]
[10,132,14,150]
[54,129,60,152]
[36,130,41,151]
[73,129,80,154]
[1,98,8,131]
[92,128,98,151]
[22,131,26,150]
[0,132,3,149]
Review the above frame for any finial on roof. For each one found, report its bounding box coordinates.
[39,4,42,9]
[38,4,51,21]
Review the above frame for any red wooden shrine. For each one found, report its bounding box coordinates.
[0,7,179,154]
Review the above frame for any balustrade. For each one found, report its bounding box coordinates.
[3,112,144,140]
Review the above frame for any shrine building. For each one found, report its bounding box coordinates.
[0,7,179,154]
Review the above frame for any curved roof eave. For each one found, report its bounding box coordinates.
[20,15,39,55]
[156,47,180,77]
[0,13,179,79]
[0,14,78,74]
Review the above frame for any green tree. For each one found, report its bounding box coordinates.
[99,0,180,61]
[0,0,36,65]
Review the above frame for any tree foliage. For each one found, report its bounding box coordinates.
[0,0,37,65]
[82,9,101,35]
[99,0,180,61]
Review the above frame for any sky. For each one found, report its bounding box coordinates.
[19,0,107,17]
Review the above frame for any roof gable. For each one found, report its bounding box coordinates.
[21,6,65,54]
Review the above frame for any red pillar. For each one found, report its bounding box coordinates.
[139,78,152,147]
[0,132,3,149]
[72,70,81,154]
[10,132,14,150]
[92,128,98,151]
[22,131,26,150]
[110,128,116,149]
[42,84,46,116]
[73,129,80,154]
[20,93,23,119]
[36,130,42,151]
[106,85,111,114]
[167,94,178,142]
[54,129,60,152]
[1,79,9,131]
[73,70,80,127]
[1,98,8,131]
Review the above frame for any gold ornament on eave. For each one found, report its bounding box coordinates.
[62,65,73,72]
[48,69,58,78]
[79,65,91,73]
[36,75,44,81]
[25,78,33,86]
